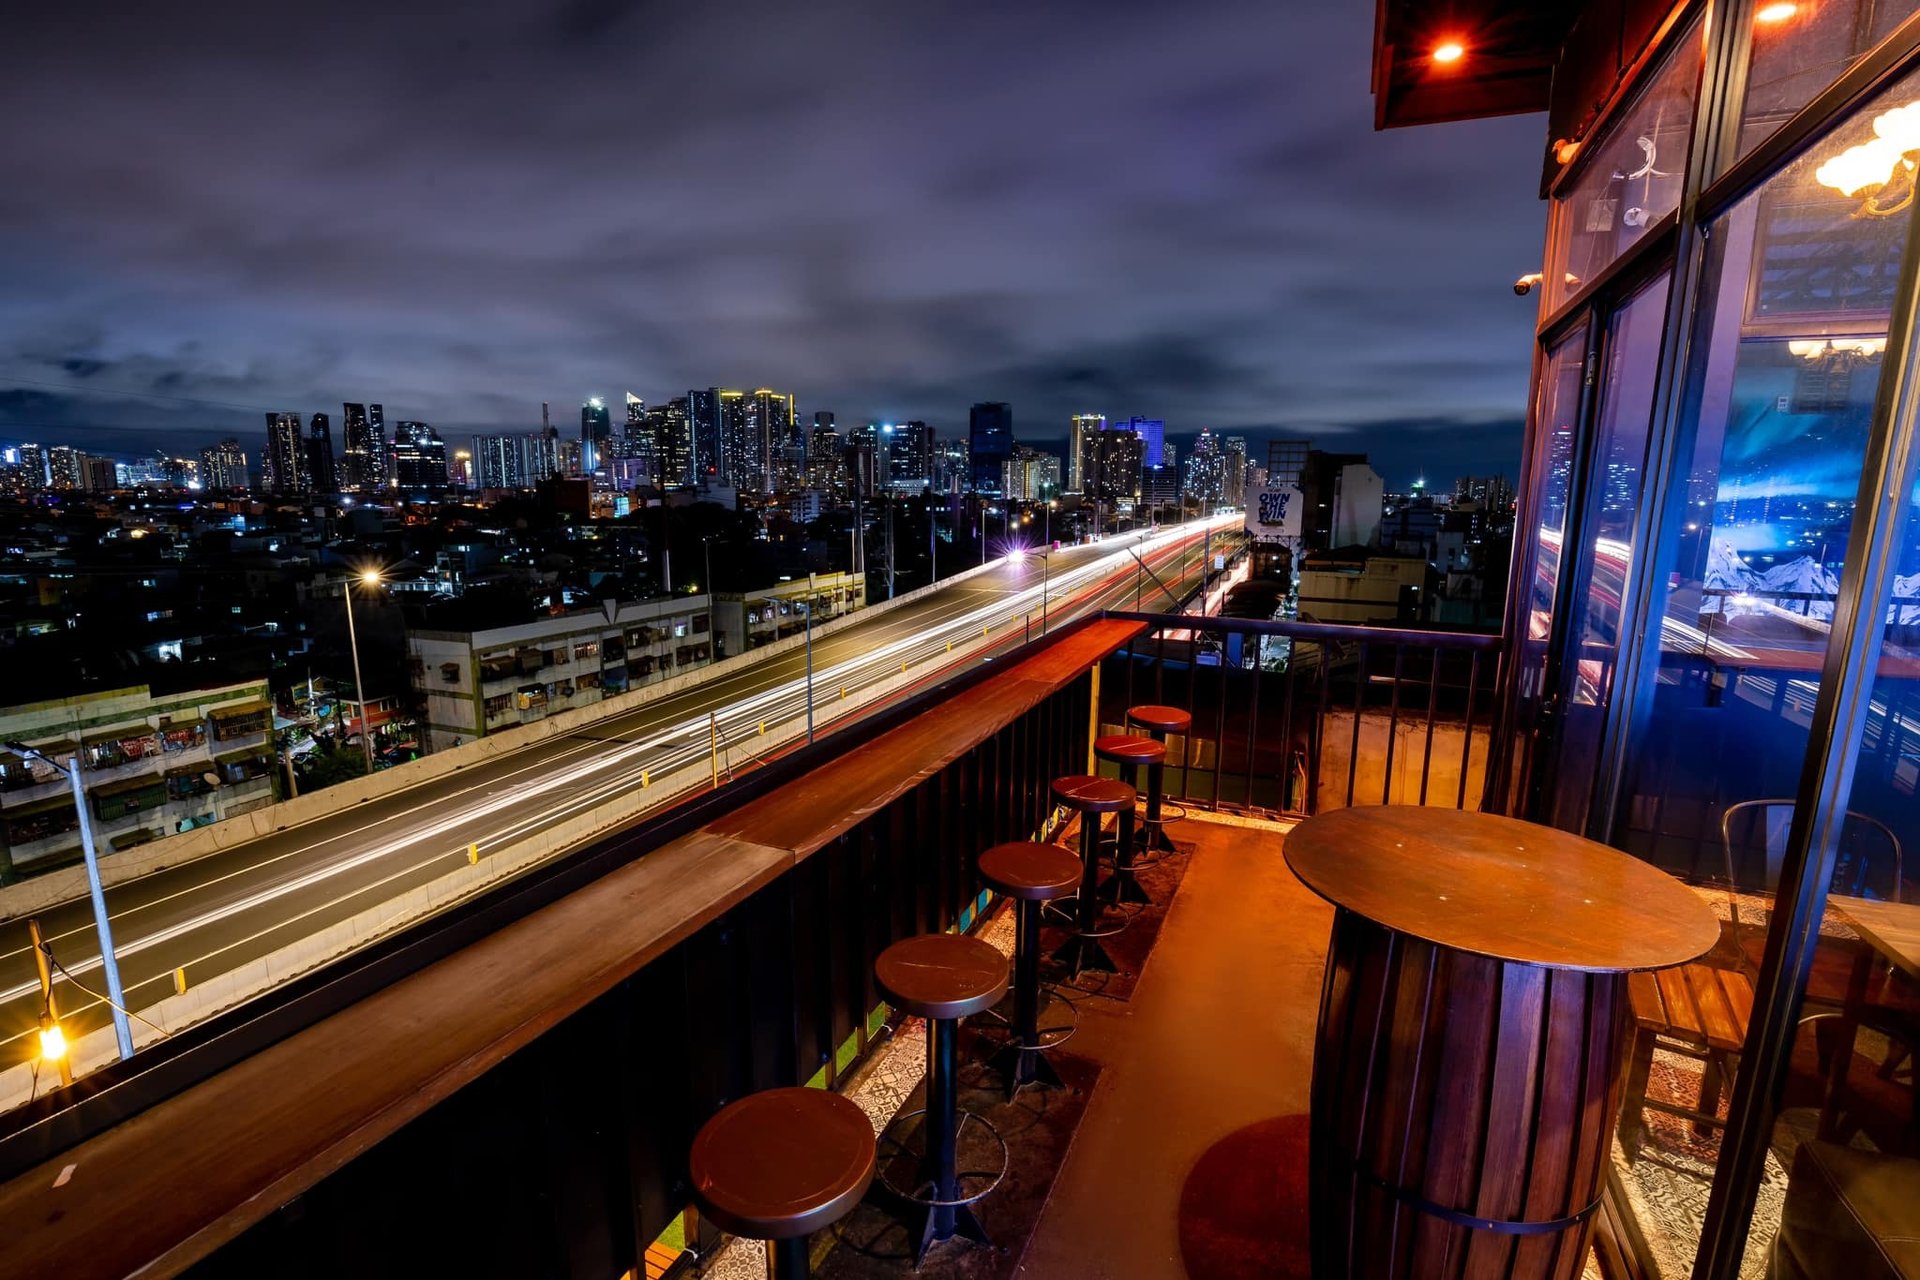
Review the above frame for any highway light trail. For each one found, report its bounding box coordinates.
[0,519,1232,1066]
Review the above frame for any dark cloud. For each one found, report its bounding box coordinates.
[0,0,1546,482]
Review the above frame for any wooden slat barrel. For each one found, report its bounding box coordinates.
[1287,807,1717,1280]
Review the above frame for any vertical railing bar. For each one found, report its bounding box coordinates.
[1212,626,1228,812]
[1457,650,1482,810]
[1418,647,1442,806]
[1310,638,1330,814]
[1244,638,1262,814]
[1279,637,1299,814]
[1185,624,1200,804]
[1345,642,1368,809]
[1380,644,1406,806]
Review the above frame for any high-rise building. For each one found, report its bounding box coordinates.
[807,422,849,501]
[655,397,693,487]
[1182,428,1226,508]
[1068,414,1104,493]
[1267,439,1310,491]
[47,445,87,491]
[306,412,338,494]
[932,438,971,496]
[968,402,1013,494]
[1115,416,1167,469]
[263,412,309,495]
[82,455,117,492]
[1222,436,1249,506]
[17,444,48,490]
[688,389,720,482]
[200,439,248,491]
[884,421,933,491]
[1001,444,1061,501]
[391,421,449,491]
[472,431,561,489]
[581,398,613,474]
[1085,429,1143,503]
[743,389,794,494]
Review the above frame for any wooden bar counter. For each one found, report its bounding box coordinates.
[1286,806,1716,1280]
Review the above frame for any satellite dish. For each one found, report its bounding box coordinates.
[202,772,221,788]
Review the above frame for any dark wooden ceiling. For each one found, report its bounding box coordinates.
[1371,0,1580,129]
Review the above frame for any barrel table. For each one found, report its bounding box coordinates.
[1286,807,1717,1280]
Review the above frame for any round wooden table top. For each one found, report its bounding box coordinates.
[875,933,1009,1019]
[1284,806,1717,972]
[1051,774,1135,814]
[978,841,1083,901]
[1094,734,1167,765]
[690,1087,877,1240]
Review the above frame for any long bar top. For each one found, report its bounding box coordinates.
[0,618,1141,1279]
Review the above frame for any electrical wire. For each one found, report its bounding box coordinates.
[45,948,169,1039]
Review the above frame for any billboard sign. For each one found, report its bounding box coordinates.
[1246,484,1303,539]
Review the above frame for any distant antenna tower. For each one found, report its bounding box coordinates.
[541,402,551,433]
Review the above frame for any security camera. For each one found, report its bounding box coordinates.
[1513,272,1544,296]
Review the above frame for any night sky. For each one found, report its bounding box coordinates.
[1,1,1546,485]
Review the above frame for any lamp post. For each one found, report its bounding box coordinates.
[5,744,135,1061]
[1040,549,1051,635]
[801,579,816,744]
[702,538,718,654]
[344,569,381,777]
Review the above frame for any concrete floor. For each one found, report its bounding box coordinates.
[1017,812,1329,1279]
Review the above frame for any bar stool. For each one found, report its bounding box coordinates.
[1092,734,1164,907]
[690,1086,876,1280]
[874,933,1010,1264]
[1049,774,1136,977]
[977,841,1083,1096]
[1127,704,1192,854]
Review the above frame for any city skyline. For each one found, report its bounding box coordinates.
[0,1,1541,486]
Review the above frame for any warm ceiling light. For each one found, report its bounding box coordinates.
[1755,2,1799,22]
[1554,138,1581,165]
[1432,41,1466,64]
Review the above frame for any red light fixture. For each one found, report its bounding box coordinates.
[1432,40,1466,64]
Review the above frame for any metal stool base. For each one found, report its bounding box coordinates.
[875,1107,1008,1266]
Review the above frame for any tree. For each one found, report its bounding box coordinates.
[300,746,369,792]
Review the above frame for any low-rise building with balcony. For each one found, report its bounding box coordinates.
[712,570,865,657]
[0,678,274,879]
[406,595,714,751]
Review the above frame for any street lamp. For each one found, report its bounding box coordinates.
[4,743,135,1061]
[344,569,382,777]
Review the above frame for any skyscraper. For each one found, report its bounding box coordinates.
[655,397,693,487]
[885,421,933,491]
[688,389,720,481]
[1068,414,1104,493]
[18,444,48,489]
[1085,429,1143,503]
[263,412,309,495]
[581,398,613,474]
[968,402,1013,494]
[391,421,449,491]
[47,445,86,491]
[341,403,386,492]
[1222,436,1249,506]
[717,390,748,489]
[306,412,338,494]
[1113,417,1166,468]
[744,389,794,494]
[200,439,247,490]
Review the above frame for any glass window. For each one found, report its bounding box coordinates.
[1545,21,1702,313]
[1608,65,1920,1276]
[1502,326,1586,812]
[1737,0,1920,162]
[1548,270,1672,831]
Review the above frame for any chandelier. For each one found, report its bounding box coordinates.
[1815,102,1920,217]
[1787,337,1885,365]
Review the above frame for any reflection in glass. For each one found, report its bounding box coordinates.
[1605,67,1920,1278]
[1546,21,1700,312]
[1549,272,1670,832]
[1737,0,1920,163]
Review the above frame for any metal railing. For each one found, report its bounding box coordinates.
[1099,612,1504,817]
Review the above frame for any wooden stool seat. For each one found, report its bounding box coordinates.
[1094,734,1166,766]
[876,934,1008,1020]
[690,1087,877,1241]
[1127,704,1191,736]
[1629,963,1754,1053]
[979,842,1082,902]
[1051,774,1134,814]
